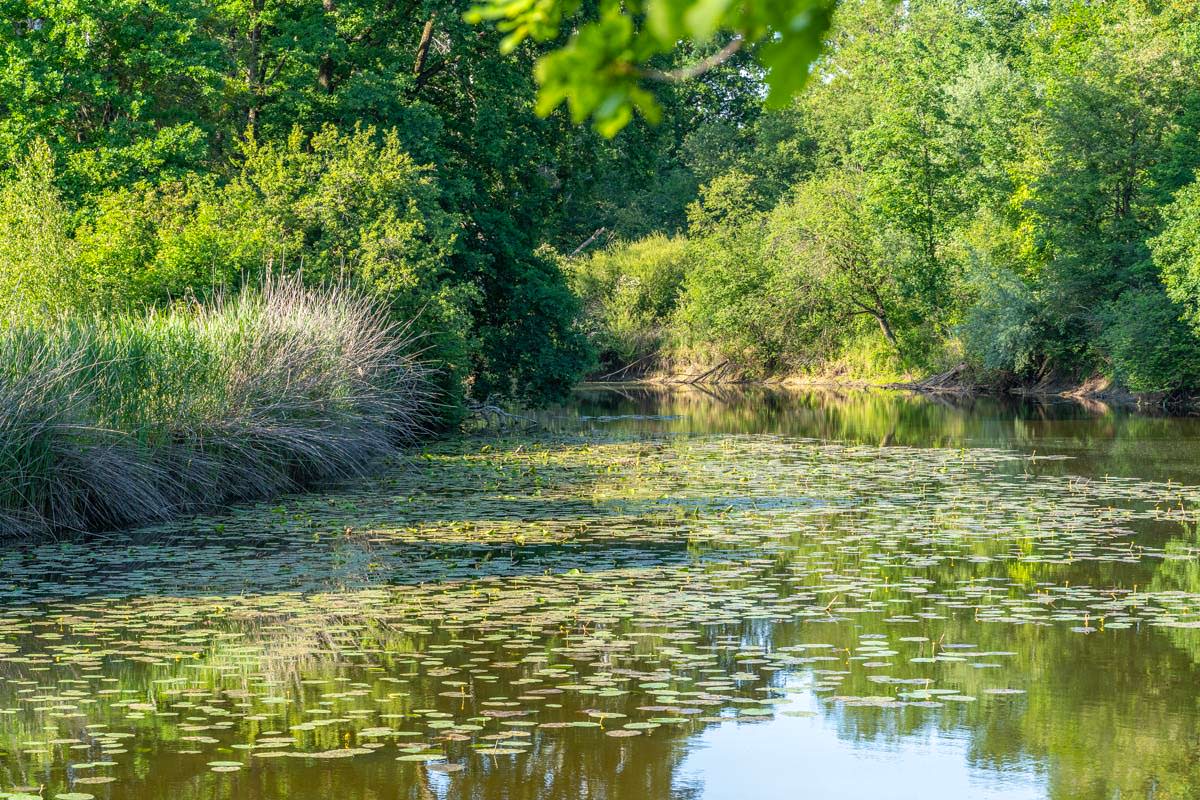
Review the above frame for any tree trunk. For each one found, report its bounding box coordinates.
[875,312,898,348]
[318,0,336,93]
[414,15,436,76]
[246,0,264,133]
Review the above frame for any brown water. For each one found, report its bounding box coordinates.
[4,386,1200,800]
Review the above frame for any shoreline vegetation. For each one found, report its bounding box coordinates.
[0,281,433,538]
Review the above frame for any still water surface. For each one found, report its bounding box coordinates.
[4,387,1200,800]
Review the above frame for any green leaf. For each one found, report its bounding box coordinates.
[759,6,836,107]
[682,0,734,41]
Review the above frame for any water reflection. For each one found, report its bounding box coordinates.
[678,703,1045,800]
[554,385,1200,483]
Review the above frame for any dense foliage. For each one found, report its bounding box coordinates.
[5,0,1200,402]
[572,0,1200,393]
[0,0,682,407]
[1,0,839,406]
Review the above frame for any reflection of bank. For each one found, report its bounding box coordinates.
[564,384,1200,483]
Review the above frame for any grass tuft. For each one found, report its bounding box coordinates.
[0,278,435,537]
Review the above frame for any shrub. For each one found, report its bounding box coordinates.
[1,132,475,415]
[0,142,83,320]
[0,280,433,537]
[1099,288,1200,393]
[73,124,465,326]
[959,268,1042,377]
[671,172,792,374]
[1154,176,1200,334]
[568,234,691,369]
[0,129,593,411]
[673,225,784,373]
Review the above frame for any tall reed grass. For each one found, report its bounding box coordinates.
[0,280,434,537]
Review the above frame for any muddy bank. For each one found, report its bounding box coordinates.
[890,365,1182,410]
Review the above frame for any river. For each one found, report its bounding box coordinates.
[3,386,1200,800]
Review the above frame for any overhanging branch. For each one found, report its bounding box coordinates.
[638,36,743,84]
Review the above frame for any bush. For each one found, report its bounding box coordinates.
[671,172,793,373]
[0,132,476,414]
[1098,288,1200,393]
[76,125,468,344]
[568,234,691,370]
[1154,176,1200,334]
[673,226,784,372]
[959,268,1042,377]
[0,142,83,320]
[0,130,591,411]
[0,280,433,537]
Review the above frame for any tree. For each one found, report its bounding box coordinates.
[1014,4,1200,370]
[768,169,924,354]
[0,0,224,191]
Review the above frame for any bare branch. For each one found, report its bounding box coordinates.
[570,227,608,256]
[414,15,436,76]
[638,37,743,84]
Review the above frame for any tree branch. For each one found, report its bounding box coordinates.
[570,227,608,256]
[638,36,743,84]
[415,57,456,91]
[414,14,436,76]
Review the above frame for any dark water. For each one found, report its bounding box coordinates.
[4,386,1200,800]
